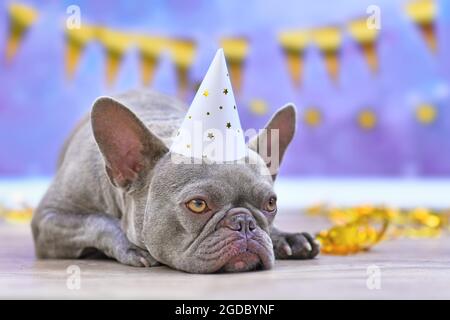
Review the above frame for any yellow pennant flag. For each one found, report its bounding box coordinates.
[97,28,133,86]
[168,39,196,97]
[221,37,249,93]
[348,19,379,73]
[65,25,97,79]
[406,0,437,53]
[5,3,38,62]
[135,35,167,86]
[278,30,310,87]
[312,27,342,83]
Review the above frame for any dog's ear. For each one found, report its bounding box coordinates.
[91,97,168,189]
[248,104,296,180]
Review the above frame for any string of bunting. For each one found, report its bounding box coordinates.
[278,0,437,86]
[65,24,198,95]
[3,1,442,123]
[5,0,438,87]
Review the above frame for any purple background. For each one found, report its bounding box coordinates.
[0,0,449,178]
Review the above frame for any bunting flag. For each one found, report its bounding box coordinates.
[347,19,379,73]
[278,31,309,87]
[135,35,167,86]
[168,39,196,97]
[312,27,342,83]
[5,3,38,62]
[96,28,133,86]
[65,25,97,79]
[405,0,437,53]
[221,37,249,93]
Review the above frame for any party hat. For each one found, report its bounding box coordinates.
[170,49,246,162]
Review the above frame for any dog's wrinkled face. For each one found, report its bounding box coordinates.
[91,97,296,273]
[143,152,276,273]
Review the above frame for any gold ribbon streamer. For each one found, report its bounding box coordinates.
[278,31,309,88]
[308,204,450,255]
[221,37,249,93]
[405,0,437,53]
[5,3,38,63]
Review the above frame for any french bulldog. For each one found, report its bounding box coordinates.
[31,90,319,273]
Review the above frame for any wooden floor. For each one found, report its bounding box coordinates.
[1,211,450,299]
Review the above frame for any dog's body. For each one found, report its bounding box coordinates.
[32,90,319,273]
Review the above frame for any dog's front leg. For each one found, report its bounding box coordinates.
[270,227,320,260]
[32,211,159,267]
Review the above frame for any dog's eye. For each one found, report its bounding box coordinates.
[186,199,208,214]
[264,197,277,212]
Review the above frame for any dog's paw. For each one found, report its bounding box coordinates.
[272,231,320,260]
[115,244,160,267]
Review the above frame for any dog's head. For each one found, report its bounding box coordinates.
[91,97,296,273]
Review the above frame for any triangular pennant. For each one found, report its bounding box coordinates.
[348,19,379,73]
[221,37,249,93]
[65,25,97,79]
[5,3,38,63]
[168,39,196,98]
[97,28,133,86]
[171,49,246,162]
[312,27,342,83]
[135,35,167,86]
[406,0,437,53]
[278,30,309,87]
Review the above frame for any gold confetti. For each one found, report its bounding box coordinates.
[358,109,377,130]
[202,90,209,97]
[303,107,322,127]
[316,208,389,255]
[416,103,437,124]
[307,204,449,255]
[0,204,33,224]
[249,99,268,115]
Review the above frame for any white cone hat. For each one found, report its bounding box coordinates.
[170,49,247,162]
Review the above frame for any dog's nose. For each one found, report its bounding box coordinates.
[219,208,256,235]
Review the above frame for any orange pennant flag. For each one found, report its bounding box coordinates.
[406,0,437,53]
[221,37,249,93]
[65,25,97,79]
[348,19,379,73]
[135,35,167,86]
[5,3,38,63]
[168,39,197,98]
[96,28,133,86]
[312,27,342,83]
[278,30,310,87]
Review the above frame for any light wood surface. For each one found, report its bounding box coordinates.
[1,211,449,299]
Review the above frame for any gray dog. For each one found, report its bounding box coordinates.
[31,90,319,273]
